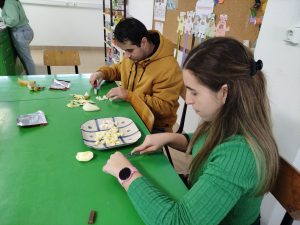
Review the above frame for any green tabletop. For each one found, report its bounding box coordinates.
[0,74,188,225]
[0,74,99,101]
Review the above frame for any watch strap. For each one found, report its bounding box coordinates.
[117,166,138,185]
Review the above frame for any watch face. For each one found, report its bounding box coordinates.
[119,167,131,180]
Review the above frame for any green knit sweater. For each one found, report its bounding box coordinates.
[128,135,262,225]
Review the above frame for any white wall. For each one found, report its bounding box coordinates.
[20,0,154,47]
[175,50,201,133]
[22,3,103,47]
[255,0,300,224]
[127,0,154,29]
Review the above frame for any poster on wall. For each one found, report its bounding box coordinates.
[154,21,164,34]
[154,0,167,21]
[167,0,178,10]
[195,0,214,16]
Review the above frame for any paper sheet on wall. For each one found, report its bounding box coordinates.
[167,0,178,10]
[195,0,214,16]
[154,21,164,34]
[154,0,167,21]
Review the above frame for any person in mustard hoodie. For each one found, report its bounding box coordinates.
[90,17,183,133]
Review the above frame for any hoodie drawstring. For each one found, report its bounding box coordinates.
[132,67,146,91]
[127,62,135,90]
[127,61,149,91]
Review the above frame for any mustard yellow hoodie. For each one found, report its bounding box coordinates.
[98,31,183,131]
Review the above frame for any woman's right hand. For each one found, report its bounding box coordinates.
[131,134,169,155]
[89,71,103,87]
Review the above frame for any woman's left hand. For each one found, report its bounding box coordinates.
[103,151,133,178]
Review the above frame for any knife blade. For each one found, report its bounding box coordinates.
[93,80,99,95]
[94,80,105,95]
[125,151,140,158]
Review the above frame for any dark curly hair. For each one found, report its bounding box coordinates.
[114,17,149,46]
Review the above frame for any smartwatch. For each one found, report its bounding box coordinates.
[118,167,137,185]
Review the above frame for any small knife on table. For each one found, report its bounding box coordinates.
[125,151,140,158]
[94,80,106,95]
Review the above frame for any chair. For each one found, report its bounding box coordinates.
[131,94,154,132]
[176,87,187,134]
[164,87,187,167]
[43,49,80,74]
[271,156,300,225]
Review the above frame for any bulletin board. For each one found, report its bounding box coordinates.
[152,0,265,50]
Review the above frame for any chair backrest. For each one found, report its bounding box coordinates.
[177,87,187,133]
[271,156,300,224]
[131,95,154,132]
[164,87,187,167]
[43,49,80,74]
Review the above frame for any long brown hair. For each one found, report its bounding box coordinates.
[184,37,279,195]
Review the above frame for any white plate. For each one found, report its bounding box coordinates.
[80,117,141,150]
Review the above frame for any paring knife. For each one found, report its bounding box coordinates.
[94,80,105,95]
[93,80,98,95]
[125,151,162,158]
[125,152,141,158]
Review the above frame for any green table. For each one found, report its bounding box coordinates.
[0,74,187,225]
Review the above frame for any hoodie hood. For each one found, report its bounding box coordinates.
[138,30,176,67]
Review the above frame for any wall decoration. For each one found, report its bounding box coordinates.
[215,14,230,37]
[175,11,186,58]
[152,0,263,54]
[155,21,164,34]
[192,16,201,37]
[181,11,196,66]
[167,0,178,10]
[195,0,214,17]
[198,15,208,42]
[205,13,216,39]
[184,11,195,35]
[154,0,167,21]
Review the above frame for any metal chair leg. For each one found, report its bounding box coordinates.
[280,212,294,225]
[75,65,79,74]
[177,103,187,133]
[164,102,187,168]
[47,66,51,75]
[164,145,174,167]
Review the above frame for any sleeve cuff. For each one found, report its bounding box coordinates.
[126,91,133,102]
[127,176,145,194]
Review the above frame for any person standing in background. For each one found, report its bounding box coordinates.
[0,0,36,75]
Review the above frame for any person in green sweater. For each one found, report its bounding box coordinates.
[103,37,279,225]
[0,0,36,75]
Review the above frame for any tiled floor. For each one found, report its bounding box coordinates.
[30,47,192,174]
